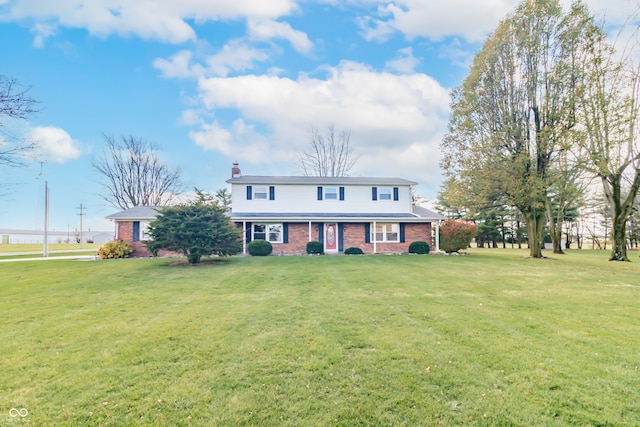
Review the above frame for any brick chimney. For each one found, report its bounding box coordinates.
[231,162,241,178]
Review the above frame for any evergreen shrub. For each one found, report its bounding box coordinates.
[248,239,273,256]
[408,241,430,254]
[344,247,364,255]
[306,241,324,255]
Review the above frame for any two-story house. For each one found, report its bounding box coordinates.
[226,163,443,255]
[105,163,443,256]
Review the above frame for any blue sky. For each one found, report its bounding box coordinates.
[0,0,632,233]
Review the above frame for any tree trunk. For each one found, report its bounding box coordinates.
[524,211,545,258]
[610,215,628,261]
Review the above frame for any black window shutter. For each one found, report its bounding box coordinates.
[393,187,399,201]
[318,223,324,242]
[132,221,140,242]
[283,223,288,244]
[317,186,323,200]
[339,187,345,201]
[246,222,252,243]
[365,223,370,243]
[338,223,344,251]
[246,186,253,200]
[372,187,377,201]
[400,223,405,242]
[269,186,275,200]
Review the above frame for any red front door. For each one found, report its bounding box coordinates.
[325,223,338,252]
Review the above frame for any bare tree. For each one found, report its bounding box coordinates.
[0,75,39,167]
[91,135,184,210]
[298,125,357,177]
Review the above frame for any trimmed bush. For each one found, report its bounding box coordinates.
[439,220,478,253]
[306,241,324,255]
[408,241,430,254]
[248,239,273,256]
[98,240,133,259]
[344,247,364,255]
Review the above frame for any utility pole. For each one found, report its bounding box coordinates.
[43,180,49,257]
[76,203,86,249]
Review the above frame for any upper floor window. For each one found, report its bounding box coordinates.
[246,185,275,200]
[317,186,344,201]
[325,187,337,200]
[254,187,268,199]
[372,186,399,201]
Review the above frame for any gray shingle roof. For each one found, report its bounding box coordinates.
[226,175,418,186]
[105,206,161,220]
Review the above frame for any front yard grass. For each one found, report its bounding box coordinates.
[1,250,639,425]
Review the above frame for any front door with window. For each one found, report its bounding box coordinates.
[324,223,338,252]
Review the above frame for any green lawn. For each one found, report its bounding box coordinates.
[1,250,639,426]
[0,243,102,254]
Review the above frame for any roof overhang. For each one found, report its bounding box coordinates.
[228,212,438,222]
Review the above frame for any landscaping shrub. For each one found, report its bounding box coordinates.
[344,247,364,255]
[439,220,478,253]
[306,241,324,255]
[408,241,430,254]
[248,239,273,256]
[98,240,133,259]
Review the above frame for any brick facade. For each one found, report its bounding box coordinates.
[115,221,178,258]
[242,221,433,255]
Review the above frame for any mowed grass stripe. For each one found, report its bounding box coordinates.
[1,250,639,425]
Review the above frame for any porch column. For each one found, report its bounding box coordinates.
[243,221,247,255]
[435,220,440,253]
[308,221,312,241]
[373,220,377,253]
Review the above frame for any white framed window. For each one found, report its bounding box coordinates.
[253,223,283,243]
[325,187,338,200]
[379,188,392,200]
[373,223,399,242]
[254,187,268,199]
[140,222,152,240]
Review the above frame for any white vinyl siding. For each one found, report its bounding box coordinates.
[231,184,412,214]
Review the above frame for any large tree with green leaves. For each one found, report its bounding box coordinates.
[575,22,640,261]
[441,0,595,258]
[146,191,241,264]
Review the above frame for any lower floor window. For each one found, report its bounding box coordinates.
[374,223,399,242]
[253,223,282,243]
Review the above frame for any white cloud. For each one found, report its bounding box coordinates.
[3,0,299,44]
[29,126,82,163]
[153,50,198,78]
[385,47,418,74]
[189,119,271,163]
[359,0,515,43]
[358,0,633,44]
[205,40,271,77]
[248,18,313,54]
[154,41,271,79]
[189,60,450,187]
